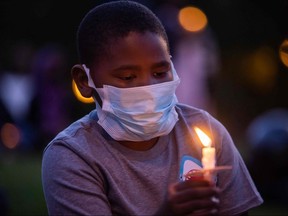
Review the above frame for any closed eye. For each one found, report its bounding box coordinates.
[153,71,170,78]
[119,74,136,81]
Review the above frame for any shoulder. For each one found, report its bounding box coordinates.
[175,103,204,116]
[175,103,221,128]
[59,109,98,137]
[43,110,103,160]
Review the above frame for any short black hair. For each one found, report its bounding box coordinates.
[77,0,169,67]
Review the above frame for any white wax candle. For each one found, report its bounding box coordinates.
[202,146,216,170]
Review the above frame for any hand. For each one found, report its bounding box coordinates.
[168,176,220,216]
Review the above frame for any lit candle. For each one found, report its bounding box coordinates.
[194,127,215,170]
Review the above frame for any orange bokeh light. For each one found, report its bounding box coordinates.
[178,6,208,32]
[279,39,288,68]
[1,123,21,149]
[72,80,94,104]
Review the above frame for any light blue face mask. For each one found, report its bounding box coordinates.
[83,62,180,141]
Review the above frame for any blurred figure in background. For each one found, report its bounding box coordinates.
[174,29,220,115]
[30,44,74,150]
[155,2,220,115]
[0,41,36,150]
[246,108,288,206]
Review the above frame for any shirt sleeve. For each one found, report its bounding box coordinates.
[42,141,113,215]
[213,120,263,215]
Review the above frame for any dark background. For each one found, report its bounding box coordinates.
[1,0,288,215]
[1,0,288,134]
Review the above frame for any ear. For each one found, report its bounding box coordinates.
[71,64,93,98]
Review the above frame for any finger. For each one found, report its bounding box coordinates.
[187,208,219,216]
[172,198,220,215]
[170,187,220,203]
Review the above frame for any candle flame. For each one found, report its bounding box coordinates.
[194,127,212,147]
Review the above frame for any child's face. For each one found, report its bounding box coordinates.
[90,31,173,88]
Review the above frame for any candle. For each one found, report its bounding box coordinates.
[194,127,216,170]
[202,147,216,169]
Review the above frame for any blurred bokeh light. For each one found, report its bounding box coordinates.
[242,46,278,93]
[1,123,21,149]
[178,6,207,32]
[279,39,288,68]
[72,80,94,104]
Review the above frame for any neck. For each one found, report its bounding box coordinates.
[118,137,159,151]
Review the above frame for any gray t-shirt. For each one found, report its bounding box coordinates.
[42,104,263,215]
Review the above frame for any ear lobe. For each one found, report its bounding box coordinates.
[71,64,94,98]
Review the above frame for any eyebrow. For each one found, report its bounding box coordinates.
[112,60,171,72]
[151,60,171,69]
[112,65,140,72]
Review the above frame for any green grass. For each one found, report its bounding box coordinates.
[0,152,47,215]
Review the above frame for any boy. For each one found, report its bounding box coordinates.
[42,1,263,215]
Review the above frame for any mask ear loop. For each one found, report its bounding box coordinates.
[169,55,180,82]
[82,64,103,107]
[82,64,96,89]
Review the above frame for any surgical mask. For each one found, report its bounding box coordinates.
[83,62,180,141]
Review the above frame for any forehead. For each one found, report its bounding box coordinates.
[95,31,170,67]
